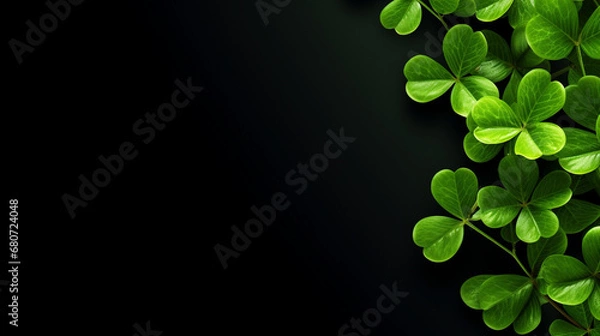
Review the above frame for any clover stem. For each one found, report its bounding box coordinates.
[543,295,585,330]
[469,201,478,216]
[417,0,450,31]
[595,0,599,7]
[551,65,574,79]
[577,45,587,77]
[465,222,532,278]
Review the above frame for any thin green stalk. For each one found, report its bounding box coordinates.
[595,0,599,7]
[577,45,587,76]
[465,222,532,278]
[543,295,585,330]
[551,65,573,79]
[417,0,449,31]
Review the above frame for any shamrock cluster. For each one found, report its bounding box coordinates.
[380,0,600,335]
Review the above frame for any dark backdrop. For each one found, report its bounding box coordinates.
[3,1,558,335]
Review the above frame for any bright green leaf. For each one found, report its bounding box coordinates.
[581,7,600,59]
[540,255,595,305]
[380,0,422,35]
[473,30,514,82]
[404,55,455,102]
[508,0,536,28]
[461,274,494,309]
[472,97,523,144]
[431,168,479,220]
[464,132,504,163]
[582,226,600,273]
[557,128,600,175]
[478,186,521,228]
[589,285,600,320]
[476,0,515,22]
[430,0,460,15]
[525,0,579,60]
[516,122,566,159]
[451,76,499,117]
[444,24,488,78]
[517,69,566,123]
[516,206,559,243]
[413,216,464,262]
[530,170,573,209]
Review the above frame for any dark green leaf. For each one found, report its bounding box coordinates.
[564,75,600,131]
[472,30,514,82]
[479,274,534,330]
[555,199,600,234]
[499,154,539,202]
[527,229,568,275]
[557,128,600,175]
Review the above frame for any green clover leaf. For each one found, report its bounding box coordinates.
[413,168,478,262]
[454,0,477,17]
[469,274,541,333]
[540,227,600,318]
[556,128,600,175]
[526,0,600,62]
[464,112,504,162]
[474,0,515,22]
[380,0,422,35]
[526,0,579,60]
[527,229,568,276]
[508,0,536,29]
[472,30,514,83]
[472,69,566,160]
[461,274,495,310]
[430,0,459,15]
[513,25,545,69]
[404,24,498,116]
[555,199,600,234]
[581,7,600,60]
[571,171,600,196]
[549,303,598,336]
[477,155,572,243]
[503,70,522,104]
[564,76,600,131]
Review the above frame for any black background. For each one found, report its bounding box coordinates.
[2,0,568,335]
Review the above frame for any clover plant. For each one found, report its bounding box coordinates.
[380,0,600,334]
